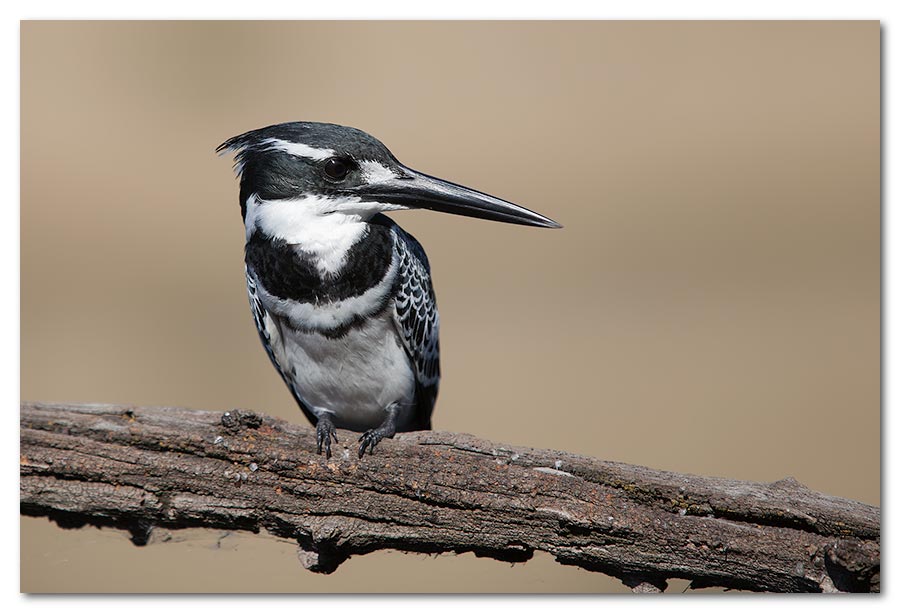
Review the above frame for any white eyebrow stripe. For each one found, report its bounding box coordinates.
[360,160,398,183]
[260,138,335,161]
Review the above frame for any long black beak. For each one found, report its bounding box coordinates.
[354,166,562,229]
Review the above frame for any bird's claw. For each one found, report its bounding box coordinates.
[358,406,399,458]
[316,418,338,459]
[358,429,386,458]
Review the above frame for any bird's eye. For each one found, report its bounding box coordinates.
[322,158,351,181]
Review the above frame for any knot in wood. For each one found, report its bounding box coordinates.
[220,410,263,433]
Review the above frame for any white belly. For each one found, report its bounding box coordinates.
[273,311,416,431]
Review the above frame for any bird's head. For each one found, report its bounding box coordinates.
[217,122,561,234]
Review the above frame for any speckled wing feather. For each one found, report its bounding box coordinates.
[390,226,441,430]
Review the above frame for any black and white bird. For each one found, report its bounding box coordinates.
[218,122,559,458]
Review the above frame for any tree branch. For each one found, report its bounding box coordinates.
[20,401,879,593]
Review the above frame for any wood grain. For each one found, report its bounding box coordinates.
[20,402,880,593]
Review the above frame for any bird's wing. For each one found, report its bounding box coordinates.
[245,265,318,426]
[390,225,441,429]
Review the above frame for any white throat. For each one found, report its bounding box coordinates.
[245,194,370,277]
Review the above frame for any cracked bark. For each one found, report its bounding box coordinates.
[20,402,880,593]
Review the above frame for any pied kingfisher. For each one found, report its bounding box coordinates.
[218,122,560,458]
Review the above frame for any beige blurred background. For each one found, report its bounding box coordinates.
[20,21,879,593]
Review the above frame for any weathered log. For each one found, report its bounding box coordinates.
[20,401,879,593]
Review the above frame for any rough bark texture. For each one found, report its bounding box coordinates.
[20,402,880,593]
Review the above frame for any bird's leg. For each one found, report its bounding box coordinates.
[358,404,400,458]
[315,413,339,459]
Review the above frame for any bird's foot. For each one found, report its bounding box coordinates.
[358,427,395,458]
[316,415,338,459]
[358,408,399,458]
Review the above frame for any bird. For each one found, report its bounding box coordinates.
[217,122,560,459]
